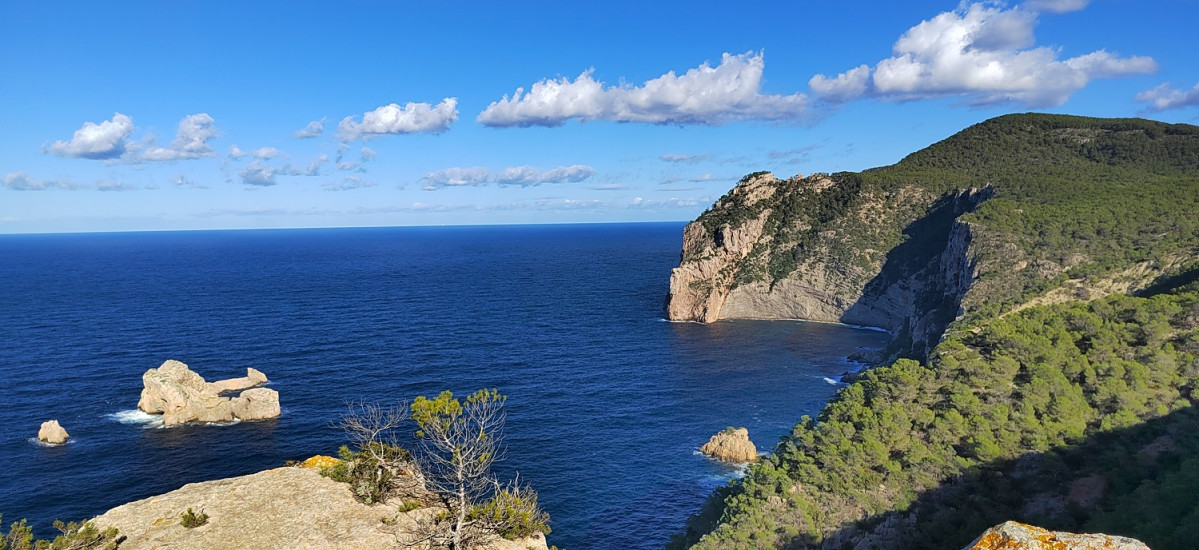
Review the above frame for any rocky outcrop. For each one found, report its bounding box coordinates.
[964,521,1149,550]
[700,428,758,463]
[91,464,548,550]
[137,360,279,426]
[37,419,69,445]
[667,170,994,362]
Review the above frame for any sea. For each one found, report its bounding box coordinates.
[0,222,888,549]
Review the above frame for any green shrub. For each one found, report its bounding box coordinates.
[320,443,413,504]
[471,486,551,540]
[180,508,208,529]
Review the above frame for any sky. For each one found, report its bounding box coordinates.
[2,0,1198,234]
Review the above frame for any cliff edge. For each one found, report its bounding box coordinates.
[667,114,1198,361]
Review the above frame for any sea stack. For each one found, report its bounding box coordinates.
[38,419,69,445]
[700,427,758,463]
[138,360,280,426]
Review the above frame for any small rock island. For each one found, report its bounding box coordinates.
[700,427,758,463]
[37,419,70,445]
[138,360,280,426]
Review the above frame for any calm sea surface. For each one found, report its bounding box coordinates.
[0,223,887,549]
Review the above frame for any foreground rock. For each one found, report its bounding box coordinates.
[137,360,278,426]
[964,521,1149,550]
[37,419,69,445]
[700,427,758,463]
[91,465,547,550]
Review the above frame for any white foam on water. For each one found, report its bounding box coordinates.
[106,409,164,428]
[822,376,843,385]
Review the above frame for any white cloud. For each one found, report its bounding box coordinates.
[229,145,247,159]
[809,3,1156,107]
[360,147,377,162]
[298,154,329,176]
[1023,0,1089,14]
[294,120,324,138]
[338,99,459,140]
[420,165,596,190]
[240,162,276,187]
[253,147,282,159]
[45,113,135,159]
[2,172,84,190]
[420,167,491,189]
[477,51,809,127]
[142,113,218,161]
[660,153,712,164]
[1136,82,1199,111]
[96,180,140,192]
[172,175,208,189]
[324,176,378,191]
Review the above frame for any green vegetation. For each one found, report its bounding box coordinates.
[691,114,1199,360]
[0,515,120,550]
[674,114,1199,549]
[179,508,208,529]
[674,279,1199,549]
[329,390,550,549]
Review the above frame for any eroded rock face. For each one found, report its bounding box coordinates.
[37,419,69,445]
[137,360,278,426]
[700,428,758,463]
[91,465,548,550]
[963,521,1149,550]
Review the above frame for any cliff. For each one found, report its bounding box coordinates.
[667,114,1199,362]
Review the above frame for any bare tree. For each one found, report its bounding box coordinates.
[333,391,549,550]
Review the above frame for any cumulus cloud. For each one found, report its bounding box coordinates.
[808,3,1156,107]
[2,172,84,190]
[294,120,324,138]
[1023,0,1089,13]
[338,99,459,140]
[45,113,135,159]
[477,51,808,127]
[142,113,218,161]
[229,145,247,159]
[420,165,596,190]
[360,147,377,162]
[253,147,282,159]
[1135,82,1199,111]
[240,162,276,187]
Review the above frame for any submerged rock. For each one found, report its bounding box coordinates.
[700,427,758,463]
[137,360,279,426]
[964,521,1149,550]
[37,419,69,445]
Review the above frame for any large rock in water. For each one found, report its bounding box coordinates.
[37,419,69,445]
[964,521,1149,550]
[91,465,548,550]
[137,360,278,426]
[700,427,758,463]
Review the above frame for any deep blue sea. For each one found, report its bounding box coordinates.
[0,222,887,549]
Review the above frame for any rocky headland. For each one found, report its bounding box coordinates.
[137,360,279,426]
[90,459,548,550]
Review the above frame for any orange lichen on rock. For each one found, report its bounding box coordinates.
[963,521,1148,550]
[298,455,341,469]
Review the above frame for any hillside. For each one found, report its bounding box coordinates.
[668,114,1199,549]
[666,114,1199,362]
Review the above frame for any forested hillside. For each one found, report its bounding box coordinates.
[670,114,1199,549]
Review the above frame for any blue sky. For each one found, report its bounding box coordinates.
[2,0,1197,233]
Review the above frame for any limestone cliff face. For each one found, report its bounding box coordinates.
[667,170,992,361]
[667,172,776,323]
